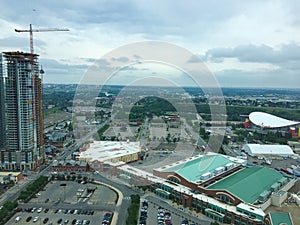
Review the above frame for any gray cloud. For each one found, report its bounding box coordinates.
[0,36,46,51]
[0,0,299,88]
[205,42,300,64]
[111,56,129,63]
[0,1,276,39]
[39,58,88,83]
[187,54,202,63]
[215,68,300,88]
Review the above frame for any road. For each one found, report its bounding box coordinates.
[182,118,207,148]
[90,173,138,225]
[139,118,149,147]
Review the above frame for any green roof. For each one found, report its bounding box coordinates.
[207,167,284,204]
[270,212,293,225]
[162,154,235,182]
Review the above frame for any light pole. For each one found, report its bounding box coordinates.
[64,185,66,202]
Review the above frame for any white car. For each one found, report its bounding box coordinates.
[37,207,43,213]
[15,216,21,222]
[33,216,39,223]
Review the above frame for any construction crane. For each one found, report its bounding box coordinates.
[15,24,69,164]
[15,23,69,55]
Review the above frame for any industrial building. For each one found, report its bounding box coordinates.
[243,144,295,157]
[78,140,141,164]
[0,52,44,170]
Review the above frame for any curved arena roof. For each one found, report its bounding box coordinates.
[249,112,300,128]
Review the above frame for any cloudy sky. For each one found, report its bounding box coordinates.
[0,0,299,88]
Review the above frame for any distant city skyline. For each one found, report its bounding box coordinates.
[0,0,299,88]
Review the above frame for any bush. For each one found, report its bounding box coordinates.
[18,176,49,203]
[0,201,18,225]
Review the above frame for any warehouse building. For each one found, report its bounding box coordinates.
[243,144,294,157]
[77,140,140,164]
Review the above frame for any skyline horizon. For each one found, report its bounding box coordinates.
[42,82,300,90]
[0,1,299,88]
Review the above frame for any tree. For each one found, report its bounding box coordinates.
[211,221,220,225]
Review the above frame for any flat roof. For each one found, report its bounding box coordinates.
[78,141,140,162]
[249,112,300,128]
[207,167,284,204]
[0,172,22,176]
[236,202,265,218]
[156,153,246,183]
[269,212,294,225]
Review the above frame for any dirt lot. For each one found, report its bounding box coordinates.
[44,110,72,128]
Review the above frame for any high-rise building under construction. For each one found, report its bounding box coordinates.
[0,51,44,170]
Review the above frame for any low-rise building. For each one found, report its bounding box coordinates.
[243,144,294,157]
[0,171,23,184]
[78,140,140,164]
[51,160,89,172]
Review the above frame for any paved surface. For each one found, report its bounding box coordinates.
[90,173,139,225]
[5,180,117,225]
[30,180,117,206]
[7,209,108,225]
[144,194,211,225]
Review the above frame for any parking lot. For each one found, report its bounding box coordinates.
[145,203,199,225]
[5,180,117,225]
[28,180,117,206]
[9,209,109,225]
[140,197,210,225]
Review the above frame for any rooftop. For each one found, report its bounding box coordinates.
[207,166,285,204]
[0,172,22,176]
[269,212,294,225]
[78,141,140,162]
[117,163,265,222]
[243,144,294,156]
[52,160,87,167]
[249,111,300,128]
[156,153,246,183]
